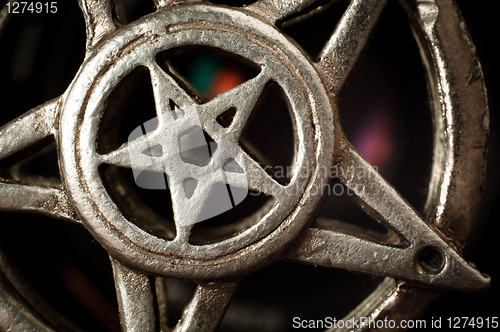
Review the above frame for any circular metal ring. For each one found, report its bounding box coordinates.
[60,4,335,279]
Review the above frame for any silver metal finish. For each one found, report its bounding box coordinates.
[0,0,490,331]
[247,0,319,23]
[174,281,238,332]
[285,140,487,292]
[78,0,116,51]
[111,258,156,332]
[316,0,389,95]
[60,4,334,280]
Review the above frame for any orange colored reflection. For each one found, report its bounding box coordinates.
[208,66,246,99]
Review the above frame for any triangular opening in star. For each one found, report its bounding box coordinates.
[239,81,295,186]
[98,66,157,155]
[216,107,237,128]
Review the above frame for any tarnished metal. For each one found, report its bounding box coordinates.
[111,257,157,331]
[0,0,490,331]
[78,0,116,51]
[174,281,238,332]
[315,0,389,95]
[60,4,334,282]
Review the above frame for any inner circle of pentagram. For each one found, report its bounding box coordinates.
[59,4,335,279]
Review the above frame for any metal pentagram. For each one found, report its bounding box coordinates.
[0,0,490,331]
[60,4,333,277]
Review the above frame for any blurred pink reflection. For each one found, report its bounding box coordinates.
[351,108,395,174]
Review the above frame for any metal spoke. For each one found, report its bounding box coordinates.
[336,138,428,243]
[200,69,270,143]
[240,151,286,200]
[316,0,389,95]
[99,133,165,173]
[0,97,80,223]
[301,138,492,292]
[154,278,170,332]
[78,0,116,51]
[149,61,195,119]
[247,0,320,24]
[0,98,59,163]
[111,257,156,332]
[286,227,489,292]
[99,143,134,168]
[0,183,79,224]
[173,281,238,332]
